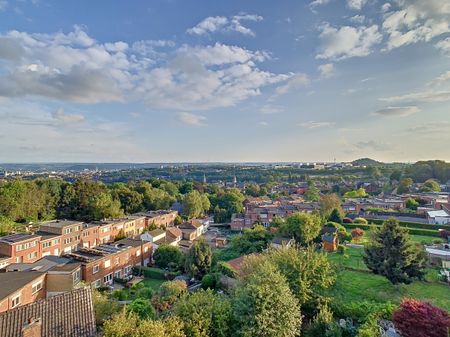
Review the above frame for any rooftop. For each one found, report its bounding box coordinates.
[149,229,166,237]
[0,287,96,337]
[0,271,45,301]
[0,233,40,244]
[6,256,80,273]
[39,220,84,228]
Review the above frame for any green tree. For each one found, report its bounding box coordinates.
[397,178,413,194]
[420,179,441,192]
[304,186,320,201]
[320,194,344,219]
[390,170,402,182]
[343,188,368,198]
[328,208,343,223]
[230,225,272,254]
[127,298,156,320]
[185,238,212,278]
[405,198,419,210]
[152,280,188,312]
[232,259,301,337]
[174,289,231,337]
[282,212,322,245]
[90,192,123,220]
[111,184,143,214]
[183,191,210,219]
[153,244,184,270]
[265,247,335,315]
[363,218,426,284]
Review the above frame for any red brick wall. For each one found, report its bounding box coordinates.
[0,274,46,313]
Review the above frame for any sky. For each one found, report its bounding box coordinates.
[0,0,449,163]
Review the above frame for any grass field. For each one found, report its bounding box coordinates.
[141,278,165,291]
[327,246,450,312]
[348,229,442,245]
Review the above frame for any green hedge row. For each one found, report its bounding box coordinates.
[140,267,166,280]
[368,218,450,231]
[343,223,441,237]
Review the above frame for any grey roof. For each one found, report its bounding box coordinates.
[0,233,40,244]
[39,220,84,228]
[35,231,61,241]
[0,271,45,301]
[6,256,76,273]
[149,229,166,237]
[0,287,96,337]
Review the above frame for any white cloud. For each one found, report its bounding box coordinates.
[260,105,284,114]
[381,3,391,13]
[177,112,207,126]
[316,23,382,60]
[373,106,420,117]
[318,63,334,78]
[52,107,85,124]
[0,27,289,111]
[309,0,330,11]
[407,121,450,133]
[274,73,309,95]
[428,70,450,86]
[299,121,334,128]
[259,121,268,126]
[382,0,450,50]
[347,0,367,11]
[435,37,450,55]
[187,14,263,36]
[380,91,450,103]
[349,15,366,24]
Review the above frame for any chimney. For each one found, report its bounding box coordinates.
[22,318,42,337]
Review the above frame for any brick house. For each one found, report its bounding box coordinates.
[134,210,178,229]
[0,234,42,264]
[39,220,85,254]
[66,238,152,288]
[0,271,46,313]
[80,224,99,249]
[37,232,62,257]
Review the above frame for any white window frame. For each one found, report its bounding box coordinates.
[104,259,111,268]
[103,273,113,285]
[11,294,21,308]
[31,281,43,294]
[93,279,101,288]
[93,264,100,274]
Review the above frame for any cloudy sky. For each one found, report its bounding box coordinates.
[0,0,449,163]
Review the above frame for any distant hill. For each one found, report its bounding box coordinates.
[352,158,383,166]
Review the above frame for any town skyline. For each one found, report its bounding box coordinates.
[0,0,449,162]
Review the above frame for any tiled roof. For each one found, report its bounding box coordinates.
[166,227,182,238]
[0,287,96,337]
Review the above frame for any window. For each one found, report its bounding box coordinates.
[93,265,100,274]
[104,259,111,268]
[11,294,21,308]
[103,273,113,284]
[124,265,132,275]
[27,252,37,260]
[42,241,51,248]
[64,228,72,235]
[73,270,81,284]
[114,270,122,278]
[53,238,60,244]
[63,238,70,245]
[75,226,80,232]
[15,241,37,252]
[93,279,101,288]
[74,235,80,241]
[32,281,42,294]
[15,256,23,263]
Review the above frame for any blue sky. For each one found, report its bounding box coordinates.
[0,0,449,163]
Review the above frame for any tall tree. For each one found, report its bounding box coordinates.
[319,194,343,219]
[153,244,184,270]
[232,259,301,337]
[420,179,441,192]
[183,190,210,219]
[363,219,426,284]
[282,212,322,245]
[185,238,212,278]
[397,178,413,194]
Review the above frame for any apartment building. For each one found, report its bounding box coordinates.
[0,234,42,264]
[66,238,152,288]
[134,210,178,228]
[39,220,85,254]
[38,232,62,257]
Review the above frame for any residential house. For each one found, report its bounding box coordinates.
[66,238,152,288]
[0,234,42,264]
[39,220,85,254]
[0,271,46,313]
[0,287,96,337]
[427,210,450,225]
[133,210,178,229]
[37,232,62,257]
[322,233,338,252]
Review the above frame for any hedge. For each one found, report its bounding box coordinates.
[342,223,441,237]
[140,267,166,280]
[368,219,450,231]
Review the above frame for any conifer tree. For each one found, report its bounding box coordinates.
[363,218,426,284]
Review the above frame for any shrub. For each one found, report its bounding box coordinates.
[353,217,368,224]
[351,228,364,242]
[136,287,153,300]
[201,273,217,289]
[216,261,237,278]
[331,301,396,322]
[112,289,129,301]
[141,267,166,280]
[393,299,450,337]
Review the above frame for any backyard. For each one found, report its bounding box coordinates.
[327,246,450,312]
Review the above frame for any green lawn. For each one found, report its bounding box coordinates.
[348,229,442,245]
[329,269,450,312]
[327,246,450,312]
[141,278,165,291]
